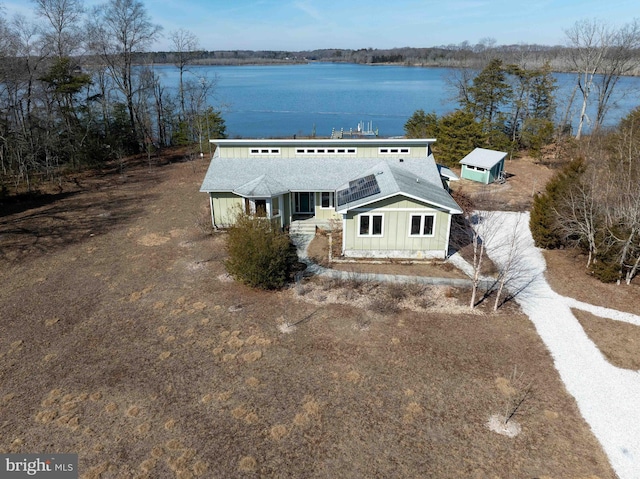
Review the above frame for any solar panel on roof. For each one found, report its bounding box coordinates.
[336,174,381,206]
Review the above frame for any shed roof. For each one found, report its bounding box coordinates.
[459,148,507,169]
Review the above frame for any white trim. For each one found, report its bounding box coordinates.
[295,147,357,155]
[249,148,281,155]
[445,213,452,257]
[351,207,439,212]
[319,191,335,209]
[336,191,462,215]
[342,215,347,256]
[357,213,384,237]
[344,249,446,259]
[209,194,215,227]
[378,147,411,154]
[408,213,436,237]
[211,138,436,146]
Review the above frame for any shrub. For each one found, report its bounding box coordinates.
[225,211,297,290]
[530,157,585,249]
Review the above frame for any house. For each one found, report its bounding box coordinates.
[459,148,507,184]
[200,138,462,259]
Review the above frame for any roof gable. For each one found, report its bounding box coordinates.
[233,174,288,197]
[459,148,507,169]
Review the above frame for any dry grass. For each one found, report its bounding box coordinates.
[573,309,640,370]
[544,249,640,315]
[0,150,616,478]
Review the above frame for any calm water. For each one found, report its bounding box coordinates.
[151,63,640,138]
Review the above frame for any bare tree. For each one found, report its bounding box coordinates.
[169,28,199,120]
[491,214,531,310]
[33,0,85,58]
[87,0,161,150]
[555,169,602,267]
[565,18,640,139]
[467,210,502,308]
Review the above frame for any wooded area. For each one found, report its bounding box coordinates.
[0,0,227,195]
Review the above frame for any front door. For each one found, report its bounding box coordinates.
[294,192,314,214]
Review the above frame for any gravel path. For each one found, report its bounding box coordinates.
[483,211,640,479]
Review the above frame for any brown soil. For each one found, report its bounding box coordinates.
[0,151,616,478]
[543,249,640,316]
[307,234,468,279]
[573,309,640,370]
[450,154,557,211]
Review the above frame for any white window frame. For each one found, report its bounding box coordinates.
[357,213,384,237]
[249,148,281,155]
[296,148,357,155]
[408,213,436,237]
[320,192,334,209]
[379,147,410,155]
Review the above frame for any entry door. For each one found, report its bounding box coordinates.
[295,193,314,213]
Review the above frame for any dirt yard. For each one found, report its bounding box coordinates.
[450,154,557,211]
[0,153,617,478]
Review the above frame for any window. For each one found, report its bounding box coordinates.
[409,214,435,237]
[321,192,334,208]
[358,214,383,236]
[272,197,280,216]
[379,147,410,154]
[297,148,357,155]
[250,148,280,155]
[255,199,267,217]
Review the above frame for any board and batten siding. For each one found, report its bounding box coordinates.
[218,145,430,159]
[460,160,504,184]
[314,192,341,220]
[343,196,452,259]
[211,192,243,227]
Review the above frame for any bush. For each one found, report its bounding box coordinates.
[590,260,621,284]
[530,157,585,249]
[225,211,297,290]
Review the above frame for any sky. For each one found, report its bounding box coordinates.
[2,0,639,51]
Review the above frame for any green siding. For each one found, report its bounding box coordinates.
[211,192,243,226]
[461,160,504,184]
[218,145,430,159]
[283,193,291,227]
[313,192,341,220]
[343,196,451,256]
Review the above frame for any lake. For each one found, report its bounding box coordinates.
[151,62,640,138]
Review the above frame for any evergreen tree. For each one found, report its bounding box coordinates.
[404,109,438,138]
[466,59,512,127]
[434,110,486,167]
[530,158,586,248]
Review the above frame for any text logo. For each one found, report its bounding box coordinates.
[1,454,78,478]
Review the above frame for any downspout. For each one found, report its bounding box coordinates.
[444,212,453,258]
[342,214,347,256]
[209,193,216,228]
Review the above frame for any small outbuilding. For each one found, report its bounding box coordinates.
[459,148,507,184]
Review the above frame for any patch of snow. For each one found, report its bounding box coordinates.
[278,322,296,334]
[487,414,521,438]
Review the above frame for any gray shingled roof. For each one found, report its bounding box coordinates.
[334,161,461,213]
[459,148,507,169]
[233,175,289,197]
[200,154,460,213]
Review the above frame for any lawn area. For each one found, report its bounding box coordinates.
[0,154,615,478]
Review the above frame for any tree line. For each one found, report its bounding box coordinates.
[530,106,640,284]
[398,19,640,285]
[404,59,558,165]
[0,0,227,195]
